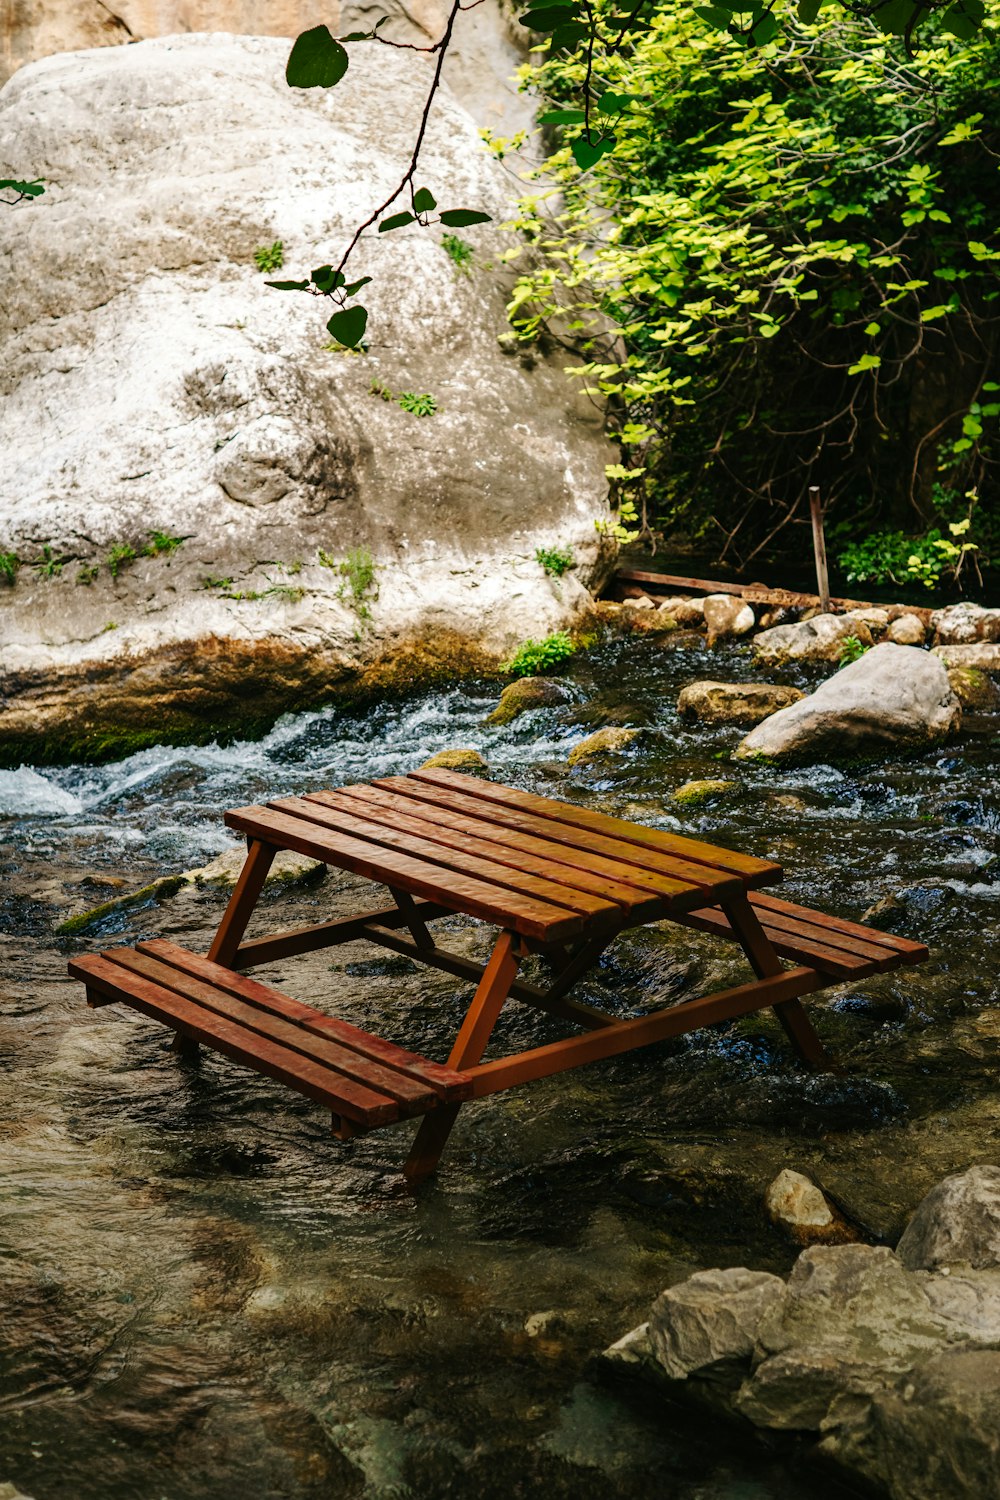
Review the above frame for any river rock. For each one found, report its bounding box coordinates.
[886,613,927,646]
[846,608,890,635]
[932,602,1000,645]
[671,778,737,807]
[735,644,961,764]
[677,681,804,726]
[656,596,705,628]
[648,1268,786,1381]
[566,727,639,767]
[764,1169,858,1247]
[418,748,487,772]
[896,1165,1000,1272]
[0,35,614,766]
[702,594,755,644]
[752,614,873,664]
[946,665,1000,709]
[932,642,1000,673]
[486,676,571,726]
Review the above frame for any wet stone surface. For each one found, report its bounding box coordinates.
[1,635,998,1498]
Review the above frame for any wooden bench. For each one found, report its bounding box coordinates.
[67,767,930,1179]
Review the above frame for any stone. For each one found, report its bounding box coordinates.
[932,602,1000,645]
[0,35,614,765]
[752,614,873,665]
[418,748,487,772]
[846,608,890,635]
[896,1165,1000,1272]
[648,1268,786,1381]
[566,726,639,767]
[757,606,796,631]
[629,609,679,635]
[823,1347,1000,1500]
[947,664,1000,708]
[932,642,1000,673]
[764,1169,858,1247]
[0,1484,38,1500]
[671,778,737,807]
[486,676,571,726]
[735,643,961,764]
[677,680,804,726]
[702,593,756,644]
[656,596,705,629]
[886,613,927,646]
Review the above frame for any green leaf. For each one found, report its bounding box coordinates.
[438,208,492,227]
[327,305,368,348]
[343,276,373,296]
[413,187,437,214]
[571,135,615,170]
[864,321,881,336]
[311,264,345,291]
[848,353,882,374]
[941,0,984,36]
[379,211,416,233]
[286,25,349,88]
[0,178,44,196]
[539,108,587,123]
[596,91,635,114]
[871,0,917,36]
[797,0,822,21]
[550,21,589,48]
[518,4,578,29]
[748,10,779,43]
[265,279,309,290]
[695,6,735,28]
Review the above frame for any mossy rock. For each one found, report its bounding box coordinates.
[672,778,739,807]
[947,666,1000,710]
[566,726,640,767]
[486,676,570,726]
[419,748,488,772]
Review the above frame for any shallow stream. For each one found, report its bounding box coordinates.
[2,634,999,1499]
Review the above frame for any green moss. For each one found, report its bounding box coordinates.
[56,874,187,934]
[672,778,738,806]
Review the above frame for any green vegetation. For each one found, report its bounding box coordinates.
[144,530,187,557]
[396,391,438,417]
[442,233,474,274]
[535,545,575,577]
[319,545,378,620]
[503,2,1000,564]
[502,631,577,677]
[76,564,100,586]
[838,635,870,667]
[253,240,284,273]
[838,507,982,590]
[34,546,64,579]
[107,543,136,578]
[0,551,18,584]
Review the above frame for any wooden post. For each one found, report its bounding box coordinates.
[808,486,830,613]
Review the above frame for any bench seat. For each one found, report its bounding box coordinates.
[68,938,473,1134]
[677,891,928,979]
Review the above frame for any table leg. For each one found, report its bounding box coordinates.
[207,839,277,967]
[403,929,522,1183]
[722,893,834,1072]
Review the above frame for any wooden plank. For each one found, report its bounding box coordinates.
[742,903,902,967]
[67,953,400,1126]
[613,569,934,624]
[722,893,834,1071]
[302,787,665,919]
[268,795,623,931]
[372,777,747,903]
[139,940,473,1100]
[232,900,450,968]
[676,906,879,978]
[404,768,780,886]
[208,837,275,966]
[314,784,692,916]
[465,966,824,1096]
[749,893,929,963]
[223,804,588,942]
[109,948,438,1111]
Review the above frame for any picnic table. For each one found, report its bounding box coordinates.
[69,767,928,1181]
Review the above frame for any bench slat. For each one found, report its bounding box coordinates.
[108,948,438,1111]
[407,767,781,886]
[68,953,400,1126]
[678,908,879,977]
[141,940,472,1101]
[373,777,744,906]
[749,892,928,963]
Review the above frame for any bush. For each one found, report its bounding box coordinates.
[535,545,575,577]
[502,632,576,677]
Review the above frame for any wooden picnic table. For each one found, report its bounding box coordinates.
[69,767,928,1181]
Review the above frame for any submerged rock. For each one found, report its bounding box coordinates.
[735,644,961,764]
[486,676,571,726]
[764,1169,858,1247]
[702,593,755,644]
[671,778,737,807]
[677,680,804,726]
[567,726,639,767]
[753,614,873,665]
[418,748,487,772]
[0,35,613,766]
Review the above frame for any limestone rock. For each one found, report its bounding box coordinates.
[896,1165,1000,1272]
[656,596,705,629]
[846,608,890,635]
[886,613,927,646]
[757,606,796,631]
[0,1483,38,1500]
[418,748,487,772]
[486,676,571,726]
[764,1169,858,1247]
[932,642,1000,673]
[677,680,804,726]
[0,36,613,765]
[932,602,1000,645]
[648,1267,786,1380]
[567,726,639,767]
[702,593,756,644]
[946,664,1000,709]
[752,614,873,665]
[671,778,737,807]
[735,644,961,764]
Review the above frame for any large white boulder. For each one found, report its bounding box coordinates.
[0,34,614,763]
[752,613,873,664]
[735,643,961,763]
[932,602,1000,645]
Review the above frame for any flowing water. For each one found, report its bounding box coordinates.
[2,634,999,1500]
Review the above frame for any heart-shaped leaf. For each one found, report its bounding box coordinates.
[286,26,349,88]
[327,305,369,348]
[379,211,416,233]
[311,265,346,291]
[413,187,437,213]
[571,135,615,171]
[438,209,492,227]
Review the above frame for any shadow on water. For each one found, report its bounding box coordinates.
[1,635,998,1498]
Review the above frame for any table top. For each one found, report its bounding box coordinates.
[225,767,782,944]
